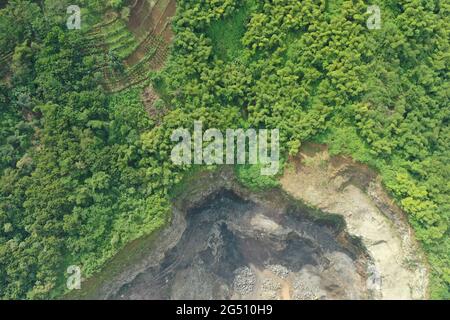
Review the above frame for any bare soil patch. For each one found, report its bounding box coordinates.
[74,168,371,300]
[280,143,429,299]
[125,0,175,67]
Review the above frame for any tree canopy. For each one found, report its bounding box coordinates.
[0,0,448,299]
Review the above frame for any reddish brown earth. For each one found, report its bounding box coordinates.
[100,0,176,92]
[125,0,175,67]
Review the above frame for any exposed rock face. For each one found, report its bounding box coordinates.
[280,144,429,300]
[86,169,371,300]
[72,147,428,300]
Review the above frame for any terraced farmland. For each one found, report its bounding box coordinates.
[0,51,12,77]
[90,0,176,92]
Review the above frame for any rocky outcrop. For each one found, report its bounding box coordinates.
[84,168,372,300]
[280,144,429,300]
[72,146,428,300]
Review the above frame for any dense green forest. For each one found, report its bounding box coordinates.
[0,0,448,299]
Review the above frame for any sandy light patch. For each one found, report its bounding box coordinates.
[280,144,429,300]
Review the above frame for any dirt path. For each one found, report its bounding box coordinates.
[280,144,429,300]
